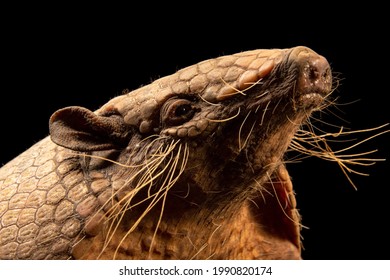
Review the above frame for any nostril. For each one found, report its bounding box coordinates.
[308,67,320,81]
[306,57,332,90]
[324,67,331,80]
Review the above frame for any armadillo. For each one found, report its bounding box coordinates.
[0,46,333,259]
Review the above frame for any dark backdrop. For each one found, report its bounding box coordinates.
[2,6,389,260]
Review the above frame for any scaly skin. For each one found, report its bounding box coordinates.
[0,46,332,259]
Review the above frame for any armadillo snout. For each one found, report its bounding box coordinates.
[290,46,332,105]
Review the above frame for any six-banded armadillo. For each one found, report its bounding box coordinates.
[0,46,332,259]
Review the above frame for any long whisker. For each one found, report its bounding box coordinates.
[98,139,189,259]
[218,77,267,101]
[97,144,172,258]
[89,138,182,259]
[260,100,271,126]
[290,122,389,190]
[147,142,190,258]
[206,107,241,123]
[238,110,252,152]
[198,93,222,106]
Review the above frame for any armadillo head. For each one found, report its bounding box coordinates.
[49,46,332,259]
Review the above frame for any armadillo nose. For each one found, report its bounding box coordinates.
[306,55,332,94]
[291,46,332,97]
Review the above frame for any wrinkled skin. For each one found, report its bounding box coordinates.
[0,46,332,259]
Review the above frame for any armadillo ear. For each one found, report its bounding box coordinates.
[49,106,130,152]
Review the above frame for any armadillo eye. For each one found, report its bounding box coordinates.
[162,98,196,126]
[175,103,192,117]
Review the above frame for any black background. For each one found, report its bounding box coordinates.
[1,6,389,260]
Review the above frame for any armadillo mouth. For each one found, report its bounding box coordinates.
[297,92,326,109]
